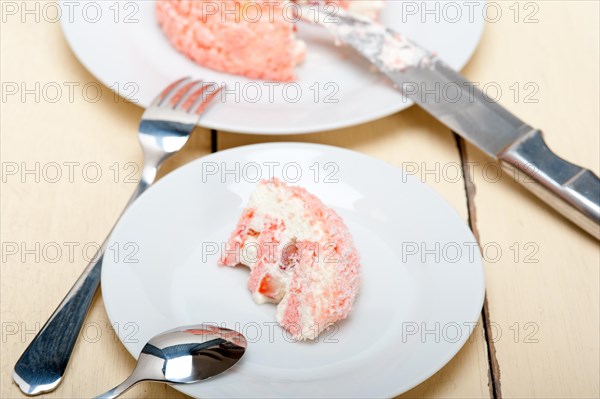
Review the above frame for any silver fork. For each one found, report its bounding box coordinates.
[13,78,223,396]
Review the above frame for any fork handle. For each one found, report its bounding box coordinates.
[12,180,149,396]
[13,243,105,395]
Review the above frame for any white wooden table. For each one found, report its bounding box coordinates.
[1,1,598,398]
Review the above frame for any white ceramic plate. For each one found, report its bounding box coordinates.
[102,143,485,398]
[60,1,484,134]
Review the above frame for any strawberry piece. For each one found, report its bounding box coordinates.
[258,273,283,301]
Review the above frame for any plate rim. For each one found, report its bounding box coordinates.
[59,0,486,135]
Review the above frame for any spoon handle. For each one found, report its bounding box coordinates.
[94,373,142,399]
[12,180,150,395]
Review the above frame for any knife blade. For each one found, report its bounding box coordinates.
[301,5,600,240]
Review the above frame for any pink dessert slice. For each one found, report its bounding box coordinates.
[156,0,307,82]
[219,179,361,340]
[156,0,383,81]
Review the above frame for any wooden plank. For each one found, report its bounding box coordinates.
[0,17,210,399]
[460,1,600,397]
[218,106,491,398]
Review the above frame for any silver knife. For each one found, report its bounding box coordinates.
[301,5,600,240]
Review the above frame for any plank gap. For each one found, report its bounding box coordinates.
[454,133,502,399]
[211,129,218,153]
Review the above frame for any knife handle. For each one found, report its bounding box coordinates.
[499,129,600,239]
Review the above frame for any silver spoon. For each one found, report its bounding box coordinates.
[95,324,247,399]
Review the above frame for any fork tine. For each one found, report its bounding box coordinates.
[149,77,191,108]
[190,83,223,115]
[174,80,205,112]
[149,77,192,108]
[164,80,199,108]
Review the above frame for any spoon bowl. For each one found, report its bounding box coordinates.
[95,324,246,399]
